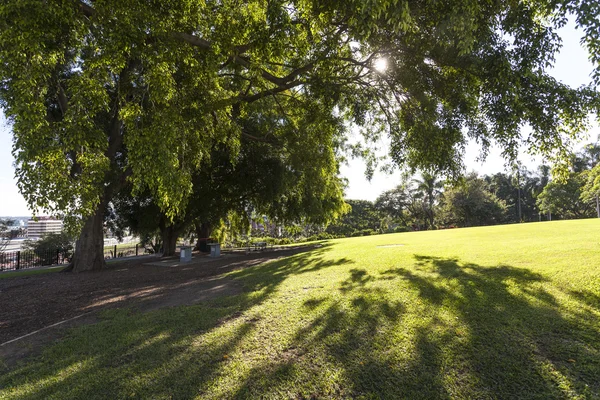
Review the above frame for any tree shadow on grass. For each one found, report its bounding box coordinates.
[0,245,339,345]
[0,244,353,399]
[3,249,598,399]
[568,288,600,312]
[386,255,598,398]
[229,255,599,399]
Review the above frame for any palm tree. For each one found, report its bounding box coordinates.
[412,171,444,229]
[583,140,600,167]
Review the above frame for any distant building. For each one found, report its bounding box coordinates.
[26,218,63,238]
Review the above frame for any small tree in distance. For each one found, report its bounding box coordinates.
[439,174,508,227]
[581,164,600,218]
[0,219,13,253]
[537,172,595,220]
[23,232,75,265]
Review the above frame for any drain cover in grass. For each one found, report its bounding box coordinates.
[376,244,405,248]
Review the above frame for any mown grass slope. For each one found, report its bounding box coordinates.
[1,219,599,399]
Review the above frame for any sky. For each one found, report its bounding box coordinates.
[0,20,598,216]
[341,20,599,200]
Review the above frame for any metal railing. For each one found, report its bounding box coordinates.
[0,249,68,271]
[102,243,150,260]
[0,243,152,272]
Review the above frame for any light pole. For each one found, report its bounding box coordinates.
[516,170,522,222]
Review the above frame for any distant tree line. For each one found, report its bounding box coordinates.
[100,139,600,247]
[325,139,600,236]
[19,139,596,254]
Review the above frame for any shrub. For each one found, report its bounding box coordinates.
[316,232,334,240]
[23,232,74,265]
[250,237,276,245]
[139,232,162,254]
[350,229,377,237]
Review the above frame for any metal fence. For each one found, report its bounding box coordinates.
[0,249,68,271]
[102,244,150,260]
[0,243,151,272]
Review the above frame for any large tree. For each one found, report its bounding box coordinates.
[109,94,350,257]
[440,173,508,227]
[111,120,349,256]
[581,163,600,217]
[1,0,599,271]
[375,176,442,230]
[485,167,547,222]
[572,139,600,217]
[374,184,412,225]
[326,199,384,237]
[538,141,600,220]
[537,172,595,219]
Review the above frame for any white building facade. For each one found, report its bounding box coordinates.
[26,218,63,238]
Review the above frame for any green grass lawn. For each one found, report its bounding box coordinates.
[2,220,599,399]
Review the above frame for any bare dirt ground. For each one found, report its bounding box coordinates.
[0,246,312,368]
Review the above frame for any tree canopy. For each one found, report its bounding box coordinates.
[1,0,599,270]
[110,130,349,255]
[439,173,508,227]
[325,199,384,237]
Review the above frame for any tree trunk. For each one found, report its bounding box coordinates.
[195,222,212,252]
[428,192,434,229]
[596,194,599,218]
[161,225,179,257]
[428,206,434,229]
[72,208,106,272]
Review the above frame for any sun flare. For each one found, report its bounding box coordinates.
[374,57,388,72]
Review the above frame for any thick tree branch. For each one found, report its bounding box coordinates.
[241,129,280,146]
[229,55,316,86]
[229,55,286,85]
[106,117,123,159]
[79,1,95,18]
[57,83,68,116]
[105,60,137,160]
[57,83,83,178]
[68,150,82,178]
[240,81,305,103]
[171,32,211,51]
[105,167,133,201]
